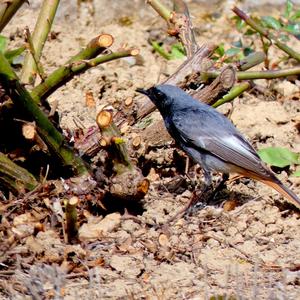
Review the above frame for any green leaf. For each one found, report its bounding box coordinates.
[258,147,300,168]
[151,41,185,60]
[245,29,257,35]
[279,33,290,42]
[215,43,225,57]
[261,16,282,30]
[0,35,8,53]
[225,47,241,57]
[169,43,186,59]
[284,23,300,35]
[151,41,171,60]
[4,46,26,64]
[232,39,243,48]
[292,169,300,177]
[284,0,293,18]
[232,16,245,31]
[291,10,300,21]
[243,47,255,56]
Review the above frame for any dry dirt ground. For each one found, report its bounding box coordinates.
[1,1,300,299]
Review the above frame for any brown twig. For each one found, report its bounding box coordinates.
[137,43,216,119]
[65,196,79,243]
[171,0,198,57]
[191,65,236,105]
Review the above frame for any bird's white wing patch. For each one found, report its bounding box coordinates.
[222,136,257,159]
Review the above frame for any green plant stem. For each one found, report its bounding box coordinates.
[0,52,88,176]
[21,0,60,84]
[233,6,300,62]
[67,34,113,63]
[24,27,46,80]
[206,66,300,80]
[31,49,139,103]
[212,82,251,108]
[0,0,27,32]
[0,152,38,194]
[238,51,266,71]
[146,0,172,21]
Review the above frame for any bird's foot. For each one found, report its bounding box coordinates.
[184,174,229,217]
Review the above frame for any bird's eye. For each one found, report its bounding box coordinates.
[156,91,164,97]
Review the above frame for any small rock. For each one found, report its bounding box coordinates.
[79,213,121,241]
[236,220,248,232]
[231,233,244,244]
[206,238,220,248]
[227,226,238,236]
[275,81,298,97]
[121,219,140,232]
[109,255,143,278]
[181,190,192,198]
[238,240,258,256]
[244,222,265,238]
[158,233,170,248]
[265,223,282,235]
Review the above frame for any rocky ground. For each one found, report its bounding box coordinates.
[1,1,300,299]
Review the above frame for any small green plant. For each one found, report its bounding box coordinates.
[0,34,25,65]
[151,41,186,60]
[213,40,255,62]
[233,0,300,41]
[258,147,300,176]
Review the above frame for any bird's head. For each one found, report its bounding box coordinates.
[136,84,182,113]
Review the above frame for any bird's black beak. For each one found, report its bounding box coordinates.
[136,88,149,96]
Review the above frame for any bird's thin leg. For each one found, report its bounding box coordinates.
[166,170,213,223]
[185,173,229,216]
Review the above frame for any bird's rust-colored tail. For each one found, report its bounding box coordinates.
[246,171,300,210]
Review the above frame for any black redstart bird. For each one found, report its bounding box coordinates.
[137,84,300,209]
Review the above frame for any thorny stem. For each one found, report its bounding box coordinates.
[0,52,88,176]
[206,66,300,80]
[0,0,27,32]
[0,152,38,194]
[232,6,300,62]
[146,0,172,21]
[31,48,139,103]
[21,0,60,84]
[24,27,46,80]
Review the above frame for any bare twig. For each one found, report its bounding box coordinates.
[171,0,198,57]
[65,196,79,243]
[146,0,172,21]
[191,65,236,104]
[137,43,216,119]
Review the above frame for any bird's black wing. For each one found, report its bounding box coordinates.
[170,107,272,178]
